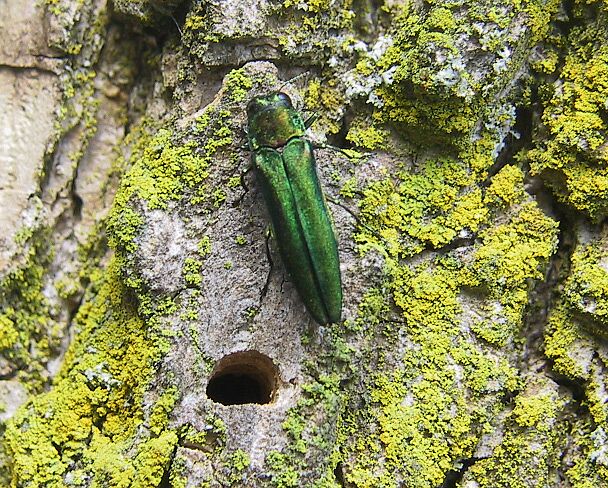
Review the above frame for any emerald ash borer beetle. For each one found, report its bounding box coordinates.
[246,91,342,325]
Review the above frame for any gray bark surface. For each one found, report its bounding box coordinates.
[1,1,607,487]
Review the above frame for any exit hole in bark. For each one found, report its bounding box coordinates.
[206,351,279,406]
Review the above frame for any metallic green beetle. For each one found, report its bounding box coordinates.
[246,91,342,325]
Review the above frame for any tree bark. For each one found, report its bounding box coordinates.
[1,0,607,486]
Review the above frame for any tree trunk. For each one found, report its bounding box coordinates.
[1,0,607,486]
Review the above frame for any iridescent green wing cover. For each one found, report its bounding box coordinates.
[253,140,342,325]
[247,91,342,324]
[281,139,342,323]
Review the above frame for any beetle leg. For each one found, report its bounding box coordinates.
[260,227,273,299]
[264,227,274,266]
[326,195,384,242]
[304,112,319,129]
[237,121,249,150]
[240,164,253,192]
[312,142,369,161]
[232,165,253,207]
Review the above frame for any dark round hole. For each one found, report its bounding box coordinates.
[206,351,278,406]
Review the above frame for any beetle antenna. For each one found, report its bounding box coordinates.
[149,1,183,37]
[278,72,310,92]
[170,14,183,37]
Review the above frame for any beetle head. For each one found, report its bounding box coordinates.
[246,91,305,150]
[246,92,293,119]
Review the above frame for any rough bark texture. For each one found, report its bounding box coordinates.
[1,0,608,487]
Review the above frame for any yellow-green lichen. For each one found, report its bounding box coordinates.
[470,202,558,329]
[107,126,209,253]
[305,79,347,136]
[279,0,355,46]
[528,4,608,220]
[544,303,590,380]
[198,236,212,257]
[368,4,479,146]
[333,144,557,486]
[564,421,608,487]
[3,258,177,486]
[337,255,525,486]
[226,449,251,484]
[344,0,562,159]
[543,240,608,486]
[0,228,60,392]
[562,235,608,334]
[345,120,387,151]
[357,158,488,256]
[149,387,179,436]
[266,451,299,487]
[466,381,566,487]
[267,373,345,487]
[339,176,358,199]
[224,69,254,103]
[183,257,203,287]
[107,92,239,258]
[484,165,526,208]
